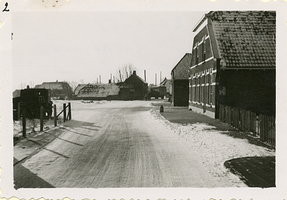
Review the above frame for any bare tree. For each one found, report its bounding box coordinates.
[115,63,136,83]
[67,80,80,91]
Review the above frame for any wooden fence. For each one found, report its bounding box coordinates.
[21,102,71,137]
[219,104,275,147]
[54,102,72,126]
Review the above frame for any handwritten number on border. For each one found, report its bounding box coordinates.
[2,2,9,12]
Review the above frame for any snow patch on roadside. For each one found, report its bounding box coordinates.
[149,109,275,187]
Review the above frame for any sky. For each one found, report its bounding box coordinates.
[12,11,206,90]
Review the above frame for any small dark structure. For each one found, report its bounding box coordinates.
[35,81,73,100]
[119,71,148,100]
[148,85,166,99]
[13,88,52,120]
[13,90,21,120]
[160,105,164,112]
[171,53,192,106]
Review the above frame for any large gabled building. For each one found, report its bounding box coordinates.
[189,11,276,118]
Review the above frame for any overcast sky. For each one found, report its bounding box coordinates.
[12,11,205,90]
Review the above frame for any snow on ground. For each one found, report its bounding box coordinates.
[149,108,275,187]
[14,100,275,187]
[13,100,141,140]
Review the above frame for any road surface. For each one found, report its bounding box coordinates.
[14,100,219,188]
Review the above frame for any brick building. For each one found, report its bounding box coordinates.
[189,11,276,118]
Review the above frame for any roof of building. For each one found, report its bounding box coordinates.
[171,53,192,79]
[207,11,276,69]
[13,90,21,98]
[160,77,171,86]
[74,84,87,95]
[77,83,120,97]
[35,81,72,90]
[123,71,148,85]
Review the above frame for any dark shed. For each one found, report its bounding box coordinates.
[171,53,192,106]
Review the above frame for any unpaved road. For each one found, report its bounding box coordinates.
[15,100,222,188]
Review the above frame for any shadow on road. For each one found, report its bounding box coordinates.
[13,119,100,189]
[224,156,275,188]
[63,119,96,128]
[14,158,55,189]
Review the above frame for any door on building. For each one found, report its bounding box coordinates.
[174,80,189,106]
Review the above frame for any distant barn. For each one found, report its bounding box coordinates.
[160,77,172,97]
[119,71,148,100]
[74,83,120,100]
[35,81,73,100]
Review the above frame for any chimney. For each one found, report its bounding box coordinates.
[155,73,157,85]
[133,70,136,75]
[144,70,146,82]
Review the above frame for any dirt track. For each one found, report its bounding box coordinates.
[15,100,219,188]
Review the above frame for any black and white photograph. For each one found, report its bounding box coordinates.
[0,0,286,199]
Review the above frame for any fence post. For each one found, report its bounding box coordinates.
[54,104,57,126]
[22,107,26,138]
[63,103,66,122]
[17,102,21,121]
[68,102,71,120]
[40,106,44,131]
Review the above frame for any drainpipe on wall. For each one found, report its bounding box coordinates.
[215,58,220,119]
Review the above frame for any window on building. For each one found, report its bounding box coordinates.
[202,38,206,62]
[196,77,200,102]
[195,44,199,65]
[199,77,202,103]
[189,79,192,102]
[196,78,198,101]
[207,74,211,104]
